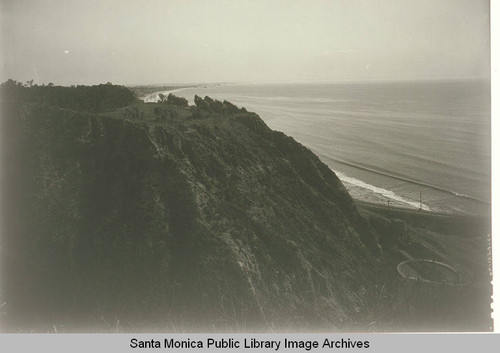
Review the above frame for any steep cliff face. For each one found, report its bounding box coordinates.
[1,101,380,331]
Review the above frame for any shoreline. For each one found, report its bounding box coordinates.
[328,156,489,205]
[355,199,489,222]
[338,171,432,211]
[140,87,194,103]
[138,86,490,219]
[325,164,489,217]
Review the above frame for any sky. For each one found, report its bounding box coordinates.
[0,0,491,85]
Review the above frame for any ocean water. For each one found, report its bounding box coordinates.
[144,80,491,217]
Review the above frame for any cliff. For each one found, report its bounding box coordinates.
[1,94,381,332]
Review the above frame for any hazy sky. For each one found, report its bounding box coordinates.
[0,0,490,85]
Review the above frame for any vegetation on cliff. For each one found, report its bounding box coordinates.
[1,83,383,331]
[1,80,136,112]
[0,83,491,332]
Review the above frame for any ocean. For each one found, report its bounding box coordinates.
[143,79,491,217]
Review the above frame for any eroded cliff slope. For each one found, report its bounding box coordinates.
[1,95,380,331]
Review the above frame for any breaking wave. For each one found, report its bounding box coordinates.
[334,170,431,211]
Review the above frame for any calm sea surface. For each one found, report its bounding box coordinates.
[144,80,491,216]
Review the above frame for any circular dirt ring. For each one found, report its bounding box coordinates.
[397,259,460,285]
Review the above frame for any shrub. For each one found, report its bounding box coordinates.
[166,94,188,107]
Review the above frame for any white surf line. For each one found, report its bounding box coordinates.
[334,170,431,211]
[141,87,192,103]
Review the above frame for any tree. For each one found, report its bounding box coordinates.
[166,94,188,107]
[194,95,208,110]
[157,93,166,103]
[223,100,239,114]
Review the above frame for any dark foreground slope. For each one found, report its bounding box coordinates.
[2,86,491,332]
[1,93,380,332]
